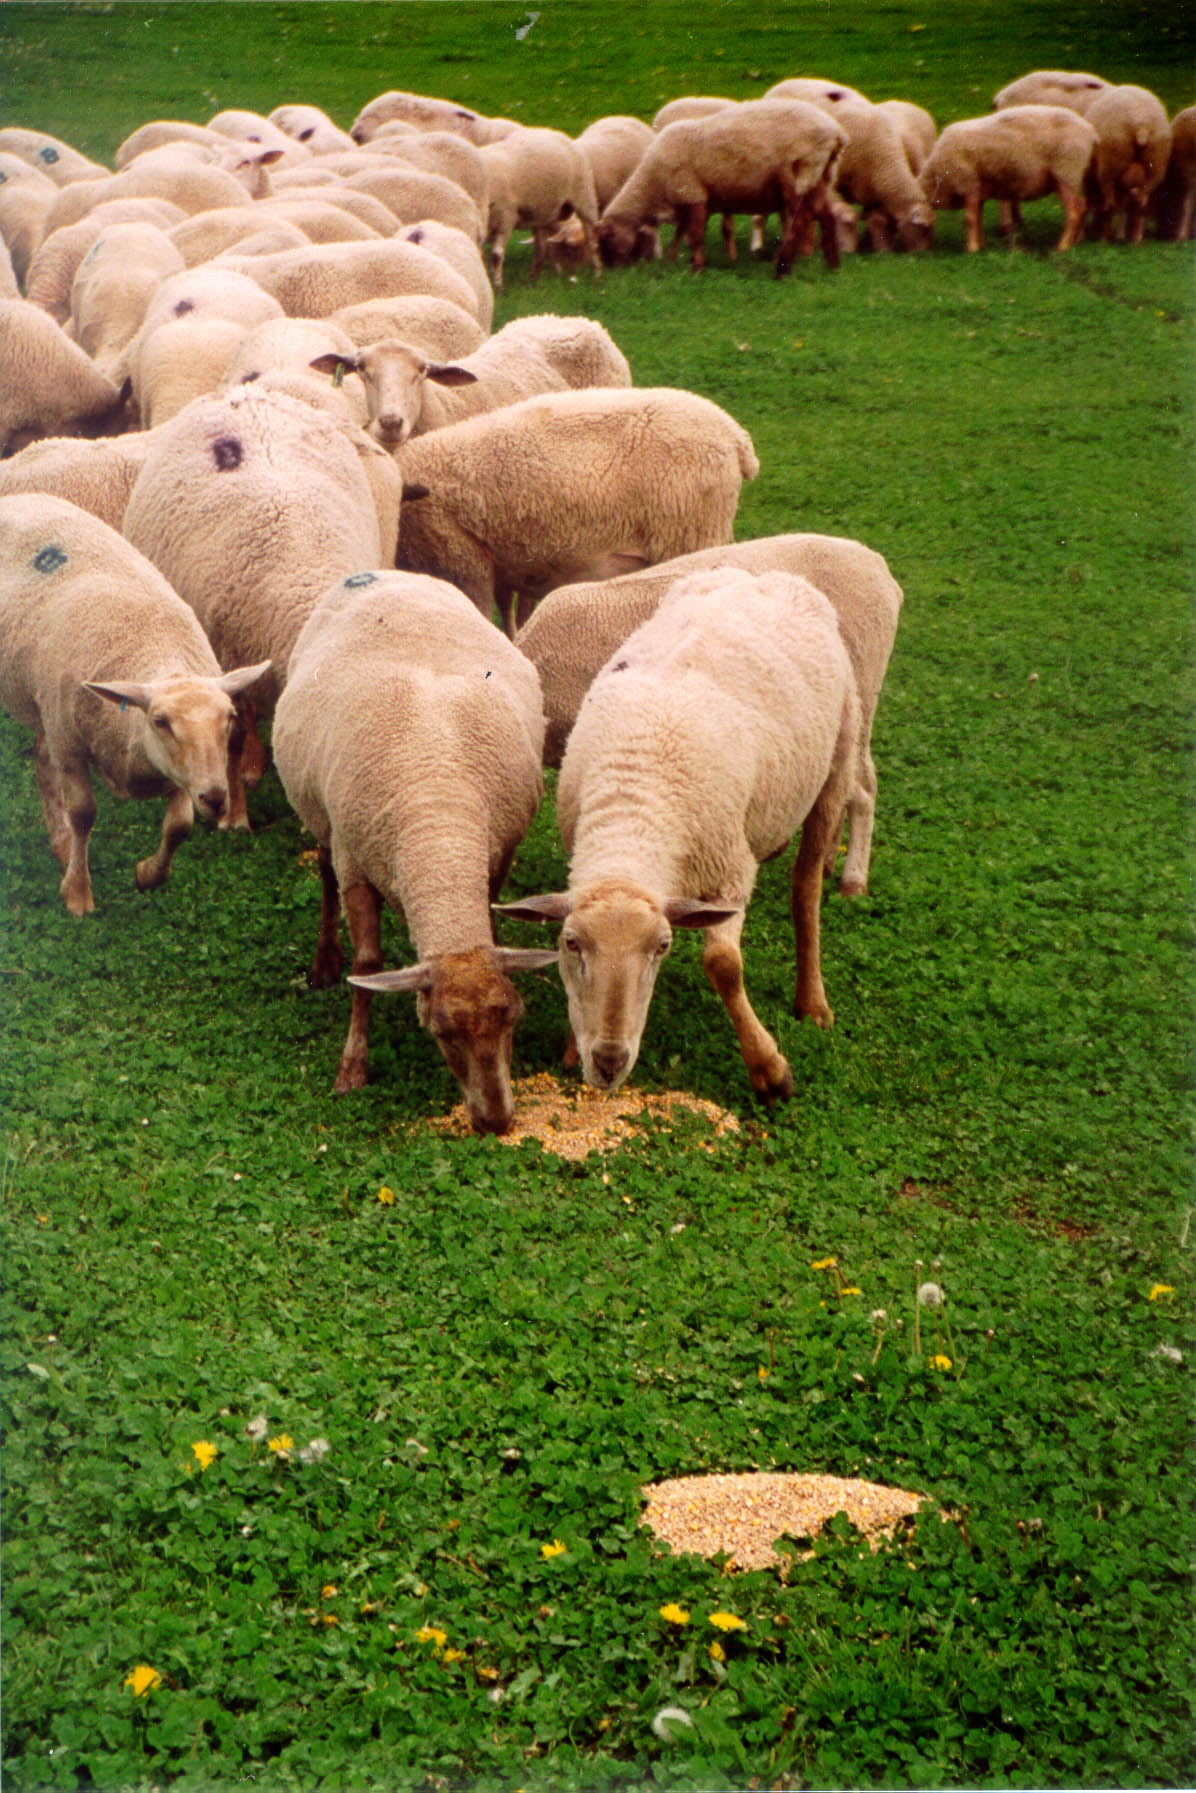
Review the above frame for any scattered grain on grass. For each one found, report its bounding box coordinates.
[640,1471,930,1571]
[431,1071,740,1159]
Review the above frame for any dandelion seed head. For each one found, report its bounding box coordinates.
[244,1414,269,1442]
[917,1281,944,1308]
[651,1705,694,1739]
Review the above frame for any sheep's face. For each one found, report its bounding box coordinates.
[897,202,935,251]
[556,885,672,1093]
[597,217,643,266]
[83,664,270,820]
[417,950,526,1133]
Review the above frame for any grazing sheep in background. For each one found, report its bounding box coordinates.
[121,264,285,427]
[395,385,759,635]
[66,221,186,379]
[650,97,739,131]
[267,104,358,156]
[480,126,602,287]
[311,312,629,446]
[1083,84,1172,242]
[599,99,847,272]
[499,567,860,1103]
[762,77,871,108]
[273,569,556,1127]
[370,126,491,219]
[0,429,159,529]
[576,114,656,208]
[873,99,937,173]
[0,298,126,455]
[350,89,516,148]
[514,531,902,896]
[215,237,489,326]
[0,128,109,187]
[919,106,1097,250]
[770,93,934,251]
[0,493,269,912]
[1152,105,1196,240]
[992,70,1109,114]
[24,198,187,323]
[330,292,487,358]
[206,108,310,165]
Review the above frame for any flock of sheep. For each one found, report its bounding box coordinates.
[0,66,1189,1132]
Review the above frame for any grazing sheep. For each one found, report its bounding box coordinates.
[273,570,555,1126]
[350,90,515,148]
[873,99,937,173]
[67,221,186,379]
[762,77,871,108]
[330,292,486,358]
[514,531,902,896]
[206,108,310,165]
[919,106,1097,250]
[650,97,738,131]
[992,70,1109,114]
[121,264,285,427]
[370,126,491,218]
[599,99,848,272]
[312,312,629,446]
[394,220,494,324]
[499,567,860,1103]
[221,316,371,429]
[576,115,656,208]
[1152,105,1196,240]
[479,126,602,286]
[114,120,233,169]
[0,299,126,455]
[395,385,758,635]
[0,128,109,187]
[345,163,484,242]
[0,429,159,529]
[122,386,401,727]
[267,104,358,156]
[0,493,269,912]
[1083,83,1172,242]
[24,198,187,323]
[215,237,488,324]
[0,153,61,287]
[778,93,935,251]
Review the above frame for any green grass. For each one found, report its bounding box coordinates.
[2,4,1196,1790]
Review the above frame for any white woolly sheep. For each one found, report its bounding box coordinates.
[122,386,401,739]
[599,99,848,272]
[350,90,515,148]
[0,237,17,300]
[1152,106,1196,240]
[221,316,371,429]
[40,149,266,237]
[762,78,871,109]
[0,153,61,287]
[775,93,934,251]
[873,99,937,173]
[206,109,310,165]
[498,566,860,1104]
[257,177,401,236]
[267,105,358,156]
[273,569,555,1126]
[168,206,313,267]
[395,385,758,636]
[214,237,488,324]
[650,97,738,131]
[576,115,656,208]
[311,311,630,447]
[514,531,902,896]
[121,264,286,427]
[0,492,269,912]
[0,299,126,455]
[369,126,491,218]
[24,198,187,323]
[67,221,186,379]
[0,429,159,530]
[344,163,484,242]
[0,129,109,187]
[919,106,1098,250]
[992,71,1109,114]
[479,126,602,287]
[114,120,232,169]
[330,293,487,359]
[1083,84,1172,242]
[394,220,494,324]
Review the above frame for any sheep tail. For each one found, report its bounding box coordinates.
[737,430,761,481]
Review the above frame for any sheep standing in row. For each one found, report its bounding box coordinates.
[273,570,555,1129]
[764,88,934,250]
[0,493,269,912]
[395,385,759,635]
[1153,105,1196,240]
[918,106,1097,250]
[480,126,603,287]
[500,567,860,1104]
[514,531,903,896]
[1084,83,1172,242]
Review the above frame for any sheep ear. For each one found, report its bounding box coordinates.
[493,893,572,924]
[348,964,434,995]
[426,363,478,388]
[664,898,742,928]
[491,946,560,973]
[218,660,273,698]
[309,351,359,379]
[83,679,151,711]
[402,482,431,502]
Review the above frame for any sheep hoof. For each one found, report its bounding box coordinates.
[333,1060,368,1094]
[840,876,868,898]
[309,947,344,990]
[795,998,834,1029]
[61,879,95,917]
[134,858,167,892]
[752,1057,794,1106]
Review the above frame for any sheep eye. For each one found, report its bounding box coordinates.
[562,934,583,956]
[653,938,671,958]
[152,713,173,733]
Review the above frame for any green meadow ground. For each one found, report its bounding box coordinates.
[1,5,1195,1790]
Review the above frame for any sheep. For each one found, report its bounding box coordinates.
[0,493,270,912]
[40,149,266,237]
[598,99,848,273]
[206,109,310,165]
[256,182,399,236]
[114,120,232,169]
[168,206,313,267]
[0,429,159,530]
[350,90,516,148]
[330,293,487,359]
[0,153,61,288]
[344,163,484,243]
[0,129,109,187]
[0,237,17,300]
[918,106,1098,250]
[1083,84,1172,242]
[310,312,630,447]
[273,569,556,1126]
[394,385,758,637]
[576,115,656,208]
[650,97,738,131]
[266,105,357,155]
[873,99,937,173]
[762,78,870,108]
[66,221,186,379]
[121,264,286,427]
[786,93,934,251]
[221,316,371,429]
[1152,105,1196,240]
[122,386,401,735]
[369,125,491,219]
[498,566,861,1104]
[394,220,494,325]
[24,198,188,323]
[514,531,902,896]
[992,71,1109,114]
[0,299,126,455]
[213,237,488,325]
[479,126,603,286]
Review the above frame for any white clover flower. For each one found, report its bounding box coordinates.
[244,1414,269,1442]
[299,1437,330,1463]
[1151,1344,1183,1364]
[651,1705,694,1740]
[917,1281,944,1308]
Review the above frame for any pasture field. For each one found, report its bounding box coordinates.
[1,4,1194,1790]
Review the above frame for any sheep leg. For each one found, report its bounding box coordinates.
[529,226,549,282]
[334,879,383,1092]
[135,786,194,892]
[309,844,345,988]
[238,695,268,786]
[223,705,252,832]
[54,758,97,916]
[683,202,709,271]
[721,212,737,262]
[749,213,766,253]
[839,751,878,896]
[579,216,604,277]
[964,193,985,252]
[32,734,72,867]
[1054,181,1087,251]
[791,787,841,1026]
[701,914,795,1104]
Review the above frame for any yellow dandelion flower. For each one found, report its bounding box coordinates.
[540,1538,567,1559]
[1149,1284,1176,1301]
[839,1286,862,1296]
[267,1434,293,1455]
[659,1602,690,1625]
[810,1257,837,1271]
[929,1353,953,1371]
[708,1611,747,1632]
[416,1625,448,1649]
[321,1613,339,1627]
[709,1639,726,1661]
[757,1365,770,1380]
[124,1665,162,1697]
[320,1584,338,1600]
[377,1185,396,1205]
[441,1648,466,1663]
[191,1440,218,1472]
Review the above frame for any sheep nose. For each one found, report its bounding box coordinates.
[590,1042,630,1088]
[376,415,407,445]
[197,788,227,819]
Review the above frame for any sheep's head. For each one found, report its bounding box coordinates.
[310,339,476,448]
[597,216,647,266]
[896,199,935,251]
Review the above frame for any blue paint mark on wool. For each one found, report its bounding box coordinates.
[32,545,67,575]
[38,146,60,164]
[343,572,377,589]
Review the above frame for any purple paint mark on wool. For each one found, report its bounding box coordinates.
[173,298,196,317]
[211,436,243,472]
[32,545,67,575]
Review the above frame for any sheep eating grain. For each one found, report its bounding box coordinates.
[499,566,861,1105]
[0,493,269,912]
[273,570,555,1130]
